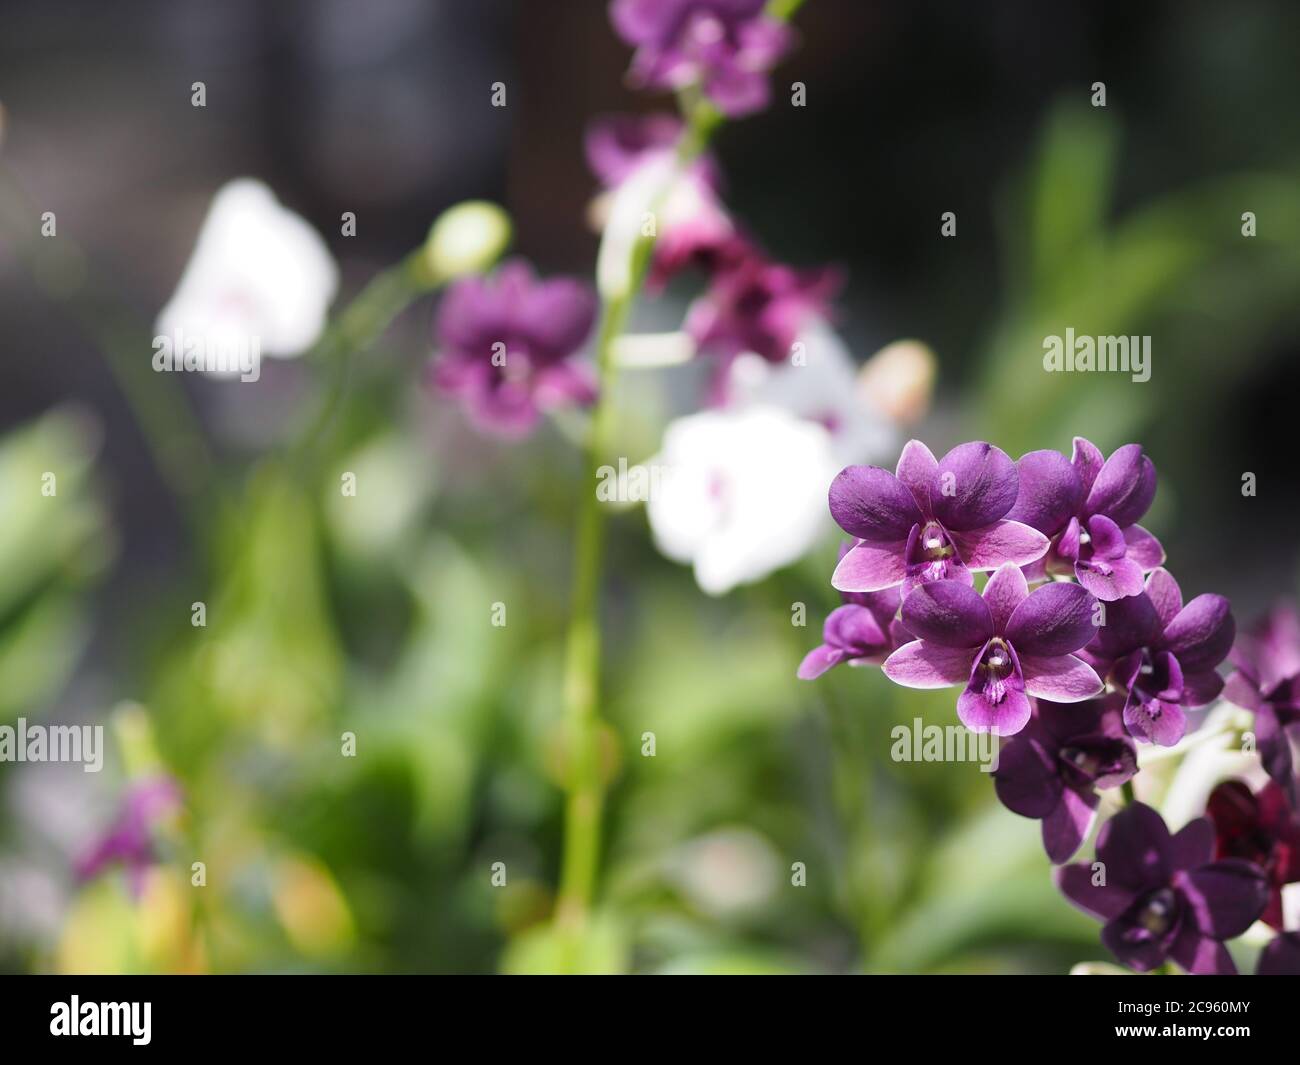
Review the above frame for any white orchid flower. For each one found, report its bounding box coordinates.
[155,179,338,365]
[646,320,930,595]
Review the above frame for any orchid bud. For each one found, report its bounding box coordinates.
[423,200,512,281]
[857,339,936,426]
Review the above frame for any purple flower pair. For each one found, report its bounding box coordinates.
[430,259,597,437]
[1056,802,1268,974]
[609,0,794,117]
[883,563,1102,735]
[585,116,840,408]
[1009,438,1164,601]
[830,441,1050,598]
[1224,604,1300,803]
[1082,568,1235,747]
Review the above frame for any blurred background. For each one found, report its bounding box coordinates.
[0,0,1297,973]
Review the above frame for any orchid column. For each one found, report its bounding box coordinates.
[553,0,806,958]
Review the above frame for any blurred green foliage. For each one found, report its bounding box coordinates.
[0,408,110,723]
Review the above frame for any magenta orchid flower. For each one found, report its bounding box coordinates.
[609,0,794,117]
[74,776,183,898]
[584,112,697,187]
[430,259,597,438]
[1008,438,1165,601]
[883,563,1102,736]
[1223,603,1300,804]
[796,593,904,680]
[798,546,909,680]
[1056,803,1268,974]
[585,113,737,290]
[685,244,841,400]
[994,695,1137,863]
[830,441,1049,597]
[1082,568,1235,748]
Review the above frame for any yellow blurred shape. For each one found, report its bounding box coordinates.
[56,871,207,974]
[136,868,206,973]
[56,881,135,974]
[271,854,355,959]
[858,339,937,425]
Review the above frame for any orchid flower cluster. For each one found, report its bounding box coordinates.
[429,110,838,438]
[428,2,815,438]
[425,1,929,598]
[801,437,1300,975]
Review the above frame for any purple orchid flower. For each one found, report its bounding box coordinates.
[685,244,841,399]
[1008,438,1165,601]
[994,695,1137,863]
[1082,568,1235,748]
[585,112,696,187]
[1223,603,1300,804]
[798,546,908,680]
[430,258,597,438]
[1258,931,1300,975]
[1206,779,1300,931]
[882,563,1102,736]
[585,114,737,290]
[1056,802,1268,974]
[829,440,1050,597]
[609,0,794,117]
[74,776,183,898]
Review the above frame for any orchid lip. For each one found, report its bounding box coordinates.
[973,637,1017,706]
[919,522,953,561]
[1060,745,1101,777]
[915,522,958,580]
[1135,887,1179,937]
[1057,737,1133,790]
[1131,649,1181,702]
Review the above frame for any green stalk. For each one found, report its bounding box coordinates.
[290,246,442,468]
[551,95,732,964]
[552,3,812,967]
[552,0,812,968]
[552,227,653,944]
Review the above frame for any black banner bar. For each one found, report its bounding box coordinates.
[0,974,1292,1051]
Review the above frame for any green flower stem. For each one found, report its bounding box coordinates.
[552,100,724,960]
[552,2,811,968]
[1121,780,1137,806]
[290,246,443,469]
[552,246,646,942]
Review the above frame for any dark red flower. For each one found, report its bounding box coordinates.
[1206,779,1300,930]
